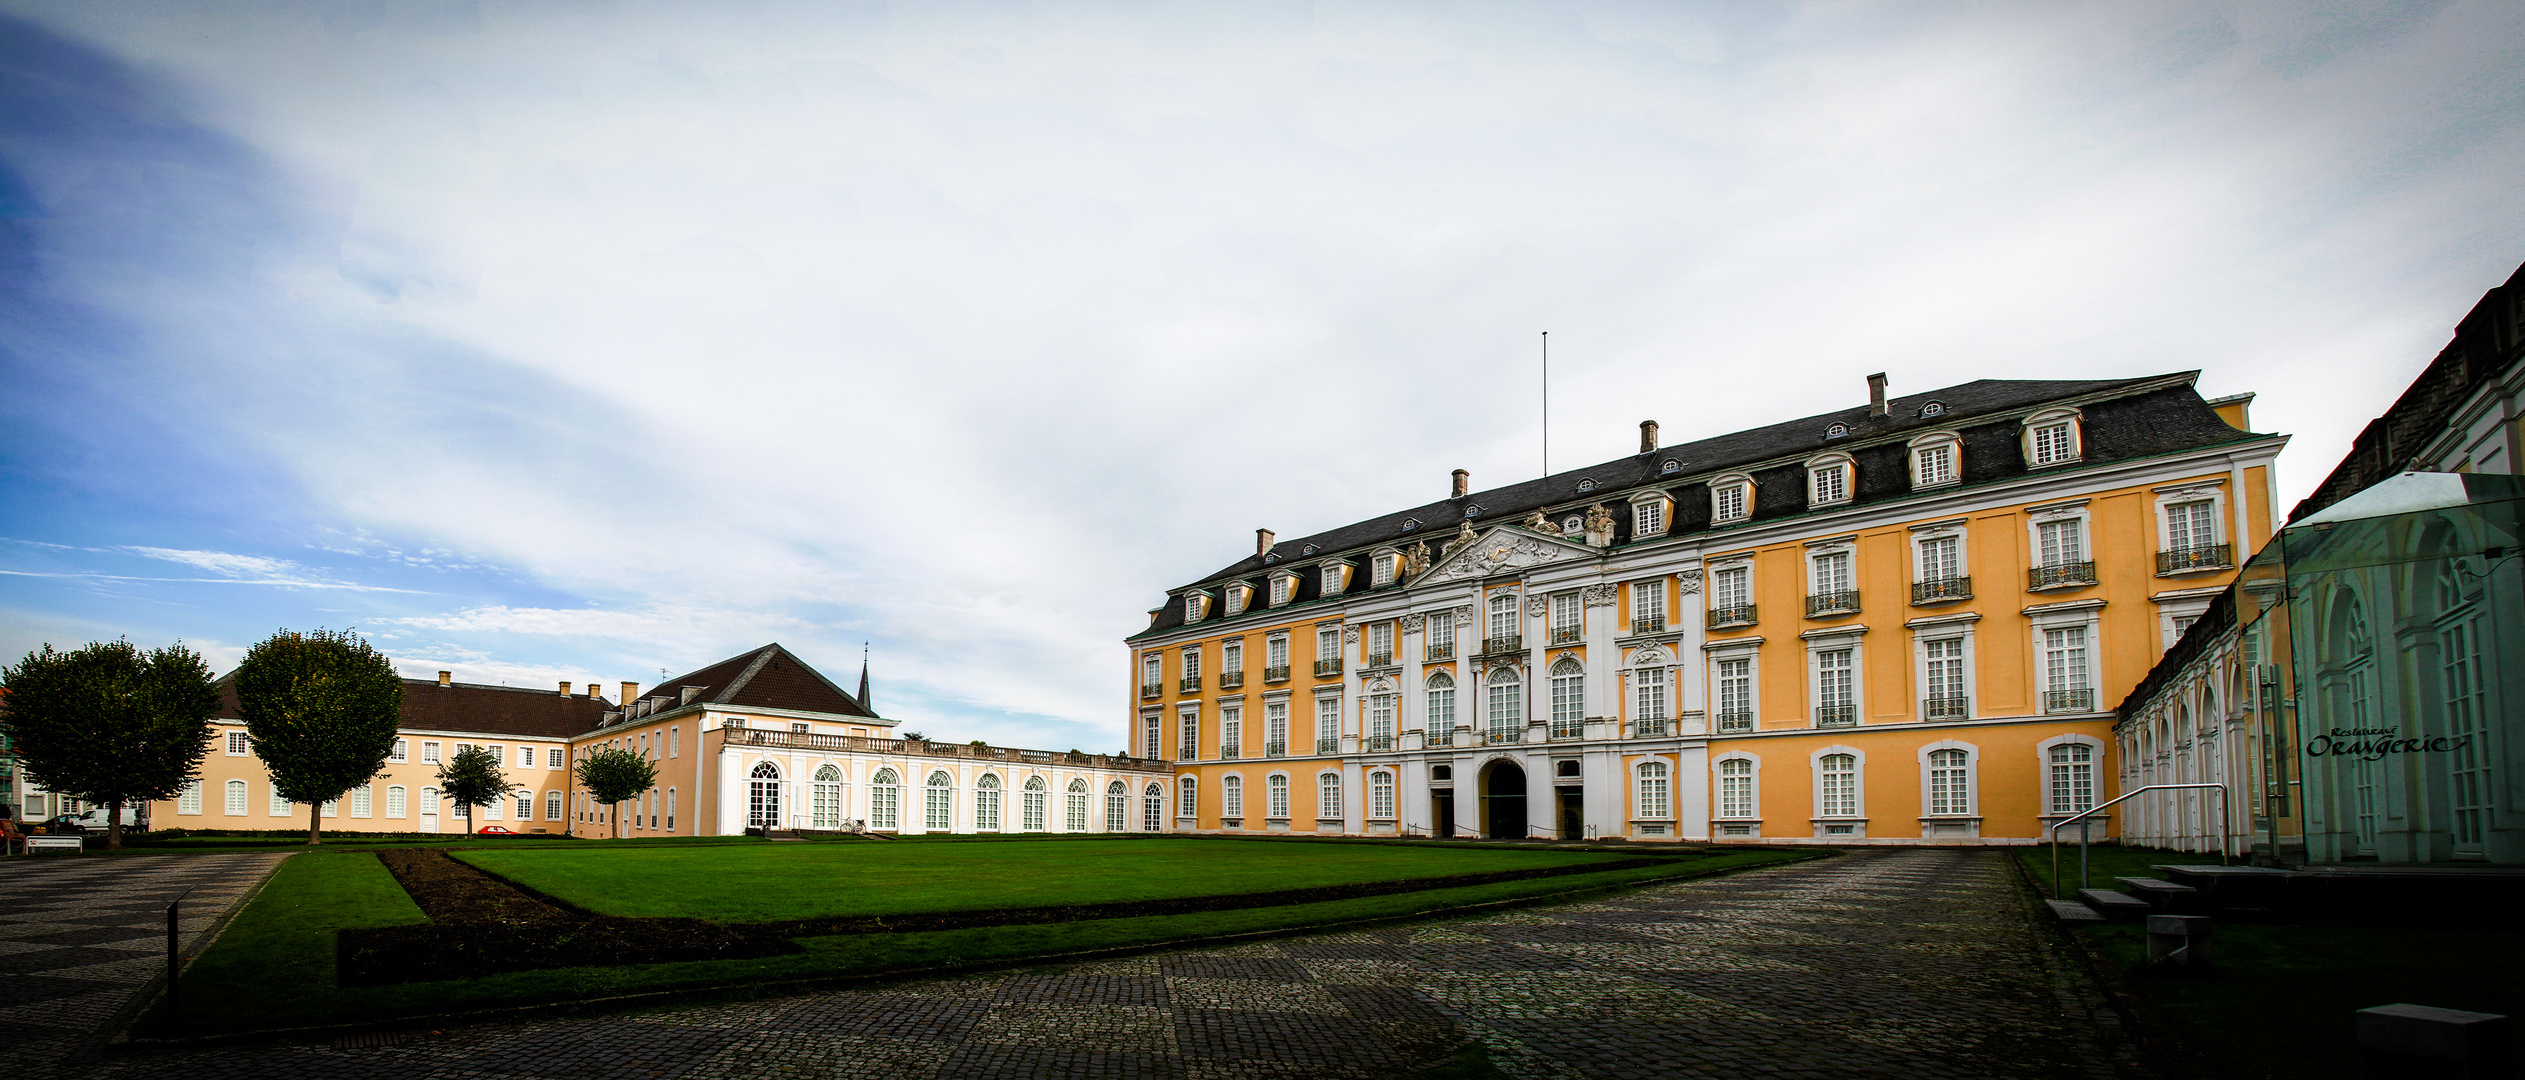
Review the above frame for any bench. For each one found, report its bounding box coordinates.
[24,835,85,854]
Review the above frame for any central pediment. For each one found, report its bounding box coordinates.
[1415,526,1599,584]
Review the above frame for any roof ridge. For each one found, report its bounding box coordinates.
[717,645,782,705]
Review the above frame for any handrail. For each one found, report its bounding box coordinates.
[2048,782,2230,899]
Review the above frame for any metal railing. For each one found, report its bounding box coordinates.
[1631,615,1666,635]
[1313,659,1343,677]
[1425,729,1454,748]
[1813,703,1857,727]
[1549,626,1581,644]
[1218,743,1240,760]
[2044,688,2097,713]
[1178,745,1198,762]
[1923,694,1970,720]
[727,729,1170,772]
[1425,642,1455,661]
[1911,576,1972,604]
[2028,561,2097,590]
[1365,652,1393,668]
[1633,718,1669,737]
[1179,675,1202,693]
[1365,734,1393,752]
[1482,635,1523,655]
[1316,737,1341,754]
[1140,682,1162,698]
[1806,590,1861,617]
[2157,543,2233,574]
[1714,709,1754,733]
[1219,671,1244,690]
[1264,741,1287,757]
[1263,665,1290,683]
[1549,720,1584,740]
[2049,783,2231,898]
[1486,727,1520,745]
[1707,604,1757,629]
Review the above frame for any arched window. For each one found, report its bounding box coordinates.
[1927,749,1971,815]
[1105,780,1129,832]
[1636,760,1671,818]
[1717,758,1754,818]
[925,771,954,831]
[1319,772,1343,818]
[748,761,782,830]
[1817,753,1858,817]
[1065,777,1089,831]
[420,787,439,819]
[1177,777,1198,818]
[869,768,900,830]
[1805,452,1853,507]
[811,764,844,829]
[1549,657,1584,734]
[975,773,1002,831]
[346,785,371,818]
[2046,743,2094,814]
[1022,775,1048,831]
[1223,774,1245,818]
[386,785,407,819]
[666,788,676,831]
[1486,667,1523,740]
[224,779,248,816]
[1369,771,1395,820]
[1267,773,1291,818]
[1143,782,1164,831]
[1425,671,1457,738]
[546,790,563,821]
[1909,431,1963,488]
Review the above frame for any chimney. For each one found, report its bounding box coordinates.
[1256,528,1275,556]
[1639,420,1659,454]
[558,681,572,697]
[1867,372,1888,416]
[621,681,638,706]
[437,670,451,687]
[1451,469,1470,498]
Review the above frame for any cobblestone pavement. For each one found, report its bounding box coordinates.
[0,851,292,1075]
[59,848,2151,1080]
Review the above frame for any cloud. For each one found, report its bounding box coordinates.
[124,546,309,580]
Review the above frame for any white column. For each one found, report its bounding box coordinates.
[1524,747,1554,840]
[716,749,743,835]
[1675,743,1711,840]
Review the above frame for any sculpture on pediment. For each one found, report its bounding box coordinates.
[1444,520,1478,555]
[1522,511,1562,535]
[1404,540,1432,577]
[1583,503,1616,548]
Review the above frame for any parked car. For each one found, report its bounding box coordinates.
[28,815,86,836]
[70,807,145,832]
[475,825,518,836]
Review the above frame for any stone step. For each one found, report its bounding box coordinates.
[2076,888,2154,920]
[2044,899,2106,924]
[2115,877,2199,908]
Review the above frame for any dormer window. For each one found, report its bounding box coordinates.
[1710,474,1754,524]
[1224,583,1253,617]
[1401,517,1421,531]
[1576,478,1596,493]
[1909,431,1963,489]
[1824,423,1850,439]
[1806,453,1853,507]
[1562,514,1584,534]
[1464,504,1483,519]
[1919,400,1947,418]
[1370,549,1399,587]
[1268,572,1297,607]
[1183,594,1210,623]
[1320,563,1350,596]
[1301,544,1317,555]
[2024,408,2083,467]
[1629,492,1672,538]
[1660,460,1681,476]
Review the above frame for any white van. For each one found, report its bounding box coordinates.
[71,807,146,831]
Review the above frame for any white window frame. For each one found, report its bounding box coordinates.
[2027,602,2103,713]
[1631,579,1668,631]
[1320,563,1348,597]
[1629,492,1672,538]
[1919,740,1980,819]
[2023,407,2084,467]
[1266,772,1291,818]
[1266,633,1289,672]
[1268,572,1297,607]
[1318,772,1342,819]
[1634,758,1673,820]
[227,731,250,756]
[1713,752,1760,822]
[1804,453,1853,507]
[1811,746,1866,834]
[1183,593,1208,623]
[2038,733,2105,816]
[1369,770,1396,820]
[1222,639,1243,675]
[1178,704,1201,761]
[1908,431,1963,488]
[1371,549,1398,586]
[1710,562,1752,610]
[178,781,203,815]
[1486,594,1519,642]
[2026,503,2094,576]
[386,785,407,819]
[1805,632,1866,727]
[1706,640,1761,732]
[1220,702,1243,758]
[1181,645,1202,683]
[1549,592,1580,641]
[1424,671,1457,735]
[1221,773,1244,818]
[1178,775,1198,818]
[1708,474,1753,524]
[224,778,249,816]
[1225,583,1250,616]
[1549,657,1586,727]
[1808,546,1853,595]
[1912,524,1966,583]
[421,740,441,764]
[1910,616,1978,720]
[1317,625,1342,669]
[1314,692,1343,751]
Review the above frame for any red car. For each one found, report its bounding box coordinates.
[475,825,518,836]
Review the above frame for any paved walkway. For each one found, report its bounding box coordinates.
[47,847,2150,1080]
[0,851,291,1074]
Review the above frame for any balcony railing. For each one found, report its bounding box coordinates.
[1714,709,1754,733]
[1631,615,1666,635]
[1707,604,1758,630]
[1179,675,1202,693]
[1178,745,1198,761]
[2044,688,2098,713]
[1263,665,1290,683]
[1219,671,1244,690]
[1313,659,1343,677]
[1139,682,1162,699]
[1264,740,1287,757]
[1805,590,1861,618]
[1365,734,1393,752]
[1482,635,1523,656]
[1911,576,1972,605]
[1549,720,1584,740]
[1316,737,1341,754]
[1486,727,1520,745]
[725,728,1170,772]
[1426,728,1455,748]
[1549,626,1581,645]
[1426,642,1455,661]
[1365,652,1393,668]
[1632,717,1669,737]
[2157,543,2233,575]
[2028,561,2097,590]
[1814,703,1857,727]
[1219,743,1241,760]
[1924,694,1970,720]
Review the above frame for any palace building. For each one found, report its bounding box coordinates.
[153,643,1170,837]
[1127,372,2284,844]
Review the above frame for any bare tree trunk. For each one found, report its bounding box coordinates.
[308,799,323,845]
[105,796,123,851]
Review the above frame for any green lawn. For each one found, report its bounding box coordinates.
[155,840,1806,1037]
[453,837,1632,921]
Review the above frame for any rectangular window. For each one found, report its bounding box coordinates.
[1815,649,1854,724]
[1488,596,1518,641]
[1321,565,1344,595]
[1929,750,1969,815]
[1368,693,1395,748]
[1265,700,1289,755]
[549,747,565,768]
[1810,464,1846,504]
[1319,773,1342,817]
[1427,612,1454,650]
[1266,635,1289,671]
[1221,705,1242,758]
[1916,443,1956,485]
[225,780,248,816]
[386,786,407,818]
[1918,536,1959,580]
[1369,621,1393,662]
[1637,764,1671,818]
[1550,593,1580,641]
[390,738,408,763]
[1713,566,1750,608]
[1317,627,1340,666]
[1225,586,1247,616]
[2167,500,2216,550]
[351,785,372,818]
[1633,581,1666,630]
[487,746,504,772]
[1370,772,1394,819]
[2045,627,2091,691]
[1717,659,1752,728]
[422,741,442,764]
[1270,576,1291,605]
[1427,680,1456,732]
[271,790,291,816]
[1179,708,1200,761]
[1818,755,1857,816]
[1713,483,1748,522]
[1811,552,1852,592]
[1635,667,1668,720]
[1486,675,1522,733]
[1224,776,1244,817]
[1372,554,1394,586]
[1143,711,1162,759]
[1268,775,1290,818]
[178,781,202,815]
[926,780,952,831]
[1183,647,1202,682]
[1065,788,1086,832]
[2049,744,2095,813]
[2032,423,2076,464]
[1315,696,1341,751]
[2038,519,2086,566]
[1925,638,1966,717]
[1718,759,1753,818]
[514,745,532,768]
[546,790,562,820]
[1143,653,1162,688]
[1223,640,1243,674]
[1635,499,1666,536]
[227,731,250,756]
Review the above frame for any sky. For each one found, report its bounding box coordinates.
[2,1,2521,753]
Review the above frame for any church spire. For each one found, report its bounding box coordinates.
[858,643,872,713]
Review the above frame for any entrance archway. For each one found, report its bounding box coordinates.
[1481,761,1527,839]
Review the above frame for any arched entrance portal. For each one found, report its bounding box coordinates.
[1481,761,1528,839]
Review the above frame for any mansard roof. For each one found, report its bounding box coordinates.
[216,677,615,741]
[650,642,877,718]
[1135,371,2270,641]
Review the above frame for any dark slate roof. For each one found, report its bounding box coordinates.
[650,643,877,718]
[1138,371,2270,641]
[216,678,615,741]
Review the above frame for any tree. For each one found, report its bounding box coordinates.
[0,640,219,850]
[574,747,657,839]
[231,629,403,845]
[436,743,522,833]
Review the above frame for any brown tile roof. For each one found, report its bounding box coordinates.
[216,678,615,741]
[647,643,876,718]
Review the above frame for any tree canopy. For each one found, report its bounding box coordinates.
[231,628,403,845]
[574,746,657,839]
[0,640,219,850]
[436,743,523,828]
